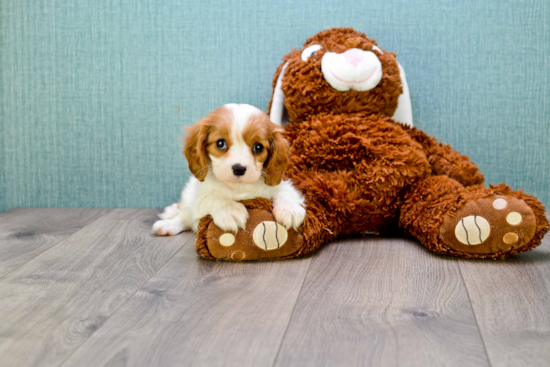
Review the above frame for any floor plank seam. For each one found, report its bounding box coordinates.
[457,261,493,367]
[56,234,195,367]
[0,210,114,279]
[270,258,314,367]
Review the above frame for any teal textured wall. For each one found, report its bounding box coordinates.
[1,0,549,212]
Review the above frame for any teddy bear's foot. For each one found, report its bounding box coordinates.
[440,195,537,255]
[197,208,304,261]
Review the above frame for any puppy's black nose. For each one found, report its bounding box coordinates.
[232,164,247,176]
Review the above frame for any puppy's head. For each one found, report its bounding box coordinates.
[184,104,289,186]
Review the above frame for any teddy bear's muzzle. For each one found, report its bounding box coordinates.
[321,49,383,92]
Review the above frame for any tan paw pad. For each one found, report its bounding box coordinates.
[493,198,508,210]
[253,221,288,250]
[230,251,246,261]
[503,232,519,245]
[506,212,522,225]
[219,233,235,247]
[454,215,491,245]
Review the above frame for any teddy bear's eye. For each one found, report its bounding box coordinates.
[301,44,323,61]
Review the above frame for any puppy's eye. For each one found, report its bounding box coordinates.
[216,139,227,150]
[301,44,322,61]
[253,143,264,154]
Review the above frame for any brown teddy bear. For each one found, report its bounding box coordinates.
[196,28,548,261]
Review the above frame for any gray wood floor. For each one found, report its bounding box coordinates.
[0,208,549,367]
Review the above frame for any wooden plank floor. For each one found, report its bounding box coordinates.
[0,209,548,367]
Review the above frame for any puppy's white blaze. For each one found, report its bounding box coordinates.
[226,139,261,184]
[224,103,263,133]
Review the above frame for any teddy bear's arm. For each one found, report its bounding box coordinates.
[402,125,484,187]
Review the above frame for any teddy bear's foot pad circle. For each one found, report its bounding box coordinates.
[253,221,288,250]
[205,209,304,261]
[440,196,537,254]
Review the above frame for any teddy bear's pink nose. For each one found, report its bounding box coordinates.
[343,48,364,66]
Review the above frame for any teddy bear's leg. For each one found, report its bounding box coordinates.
[194,169,358,260]
[195,197,330,261]
[399,176,549,259]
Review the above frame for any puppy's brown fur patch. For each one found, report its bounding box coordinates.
[185,106,233,180]
[205,108,233,159]
[242,113,272,164]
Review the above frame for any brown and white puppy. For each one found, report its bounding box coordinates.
[153,103,306,235]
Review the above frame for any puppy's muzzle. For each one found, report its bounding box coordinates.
[232,164,247,177]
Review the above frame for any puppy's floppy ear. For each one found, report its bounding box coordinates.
[264,127,289,186]
[184,120,209,181]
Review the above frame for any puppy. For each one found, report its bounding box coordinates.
[153,103,306,236]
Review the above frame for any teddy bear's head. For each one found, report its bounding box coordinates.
[269,28,411,126]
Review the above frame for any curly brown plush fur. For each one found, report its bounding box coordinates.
[197,27,548,260]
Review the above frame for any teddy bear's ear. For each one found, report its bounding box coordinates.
[391,62,413,127]
[268,62,289,127]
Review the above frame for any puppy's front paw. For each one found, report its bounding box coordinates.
[153,217,185,236]
[273,202,306,230]
[158,203,179,220]
[211,202,249,233]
